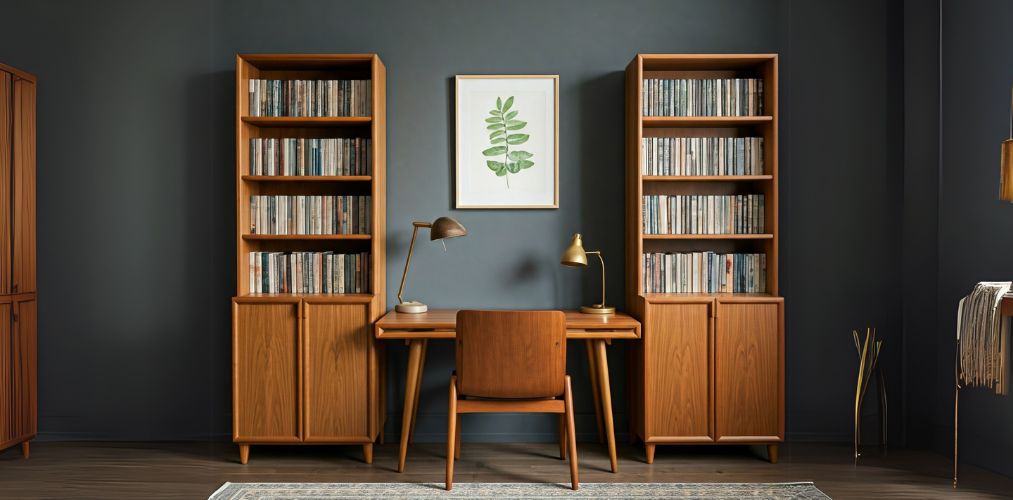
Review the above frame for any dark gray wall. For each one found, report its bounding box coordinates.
[934,0,1013,478]
[0,0,905,445]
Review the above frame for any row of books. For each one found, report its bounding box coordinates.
[249,251,369,294]
[250,196,370,235]
[643,195,765,235]
[641,137,764,176]
[249,138,371,176]
[642,252,766,293]
[642,78,763,117]
[248,79,371,117]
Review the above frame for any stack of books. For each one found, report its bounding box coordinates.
[248,79,371,116]
[249,138,371,176]
[250,195,370,235]
[249,251,369,294]
[642,252,766,293]
[642,78,763,116]
[641,137,763,176]
[643,195,764,235]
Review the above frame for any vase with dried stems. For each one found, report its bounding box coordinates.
[852,327,887,464]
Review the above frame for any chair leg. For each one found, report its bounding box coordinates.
[455,417,462,459]
[564,375,579,490]
[558,413,567,460]
[446,376,457,491]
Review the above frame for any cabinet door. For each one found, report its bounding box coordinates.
[645,302,713,441]
[0,72,11,295]
[233,300,301,442]
[0,300,11,447]
[303,302,369,441]
[715,301,782,441]
[12,78,35,294]
[12,296,36,441]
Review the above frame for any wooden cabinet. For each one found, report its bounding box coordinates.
[0,63,36,458]
[233,300,301,443]
[633,297,783,463]
[232,298,380,463]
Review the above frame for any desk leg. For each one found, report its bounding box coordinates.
[592,339,618,473]
[585,340,605,444]
[398,339,425,473]
[409,340,428,444]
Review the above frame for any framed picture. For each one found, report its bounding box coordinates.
[455,75,559,209]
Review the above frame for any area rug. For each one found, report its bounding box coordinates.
[209,482,831,499]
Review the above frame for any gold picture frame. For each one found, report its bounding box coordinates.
[455,75,559,209]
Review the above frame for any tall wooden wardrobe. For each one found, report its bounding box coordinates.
[0,63,38,459]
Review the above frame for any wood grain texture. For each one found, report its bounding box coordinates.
[0,71,10,295]
[14,297,36,443]
[0,301,10,448]
[232,301,301,442]
[456,310,566,399]
[715,301,780,441]
[303,303,369,441]
[644,303,712,441]
[375,309,640,339]
[12,79,35,294]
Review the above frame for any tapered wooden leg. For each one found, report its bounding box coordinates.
[398,339,425,473]
[446,376,457,491]
[454,418,462,459]
[238,444,250,465]
[767,444,779,464]
[645,443,656,464]
[558,413,567,459]
[21,441,29,459]
[593,339,618,473]
[564,376,579,491]
[585,340,605,444]
[407,340,427,445]
[362,443,373,464]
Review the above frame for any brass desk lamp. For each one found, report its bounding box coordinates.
[396,216,467,313]
[560,233,615,314]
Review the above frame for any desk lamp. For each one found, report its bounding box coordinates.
[560,233,614,314]
[396,216,467,313]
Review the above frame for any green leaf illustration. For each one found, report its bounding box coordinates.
[481,95,535,188]
[482,145,507,156]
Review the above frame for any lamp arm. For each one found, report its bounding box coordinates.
[587,251,606,307]
[396,224,425,304]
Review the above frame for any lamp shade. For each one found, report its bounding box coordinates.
[1002,140,1013,202]
[560,233,588,267]
[430,217,467,240]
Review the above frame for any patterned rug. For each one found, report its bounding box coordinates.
[209,482,831,499]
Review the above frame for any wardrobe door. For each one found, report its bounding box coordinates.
[0,300,11,448]
[12,296,37,441]
[12,78,34,294]
[0,72,11,295]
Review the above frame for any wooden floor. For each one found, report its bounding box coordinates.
[0,441,1010,499]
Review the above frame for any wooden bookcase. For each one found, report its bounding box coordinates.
[0,62,37,459]
[232,54,386,464]
[625,54,784,463]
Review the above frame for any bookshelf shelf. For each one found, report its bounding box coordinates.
[242,175,372,182]
[642,115,772,127]
[242,234,372,241]
[641,233,773,240]
[642,175,773,182]
[233,53,386,461]
[625,54,782,459]
[241,116,371,127]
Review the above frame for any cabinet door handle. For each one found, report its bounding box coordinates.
[12,284,18,293]
[12,312,18,322]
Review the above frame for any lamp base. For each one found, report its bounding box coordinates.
[395,301,429,314]
[581,304,615,315]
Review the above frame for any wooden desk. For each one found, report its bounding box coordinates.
[375,309,641,473]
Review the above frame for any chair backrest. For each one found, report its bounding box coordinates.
[456,310,567,399]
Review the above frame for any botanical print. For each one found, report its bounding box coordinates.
[456,75,558,208]
[482,96,534,188]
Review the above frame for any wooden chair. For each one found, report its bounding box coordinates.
[446,310,578,491]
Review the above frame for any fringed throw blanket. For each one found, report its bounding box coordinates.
[957,282,1012,394]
